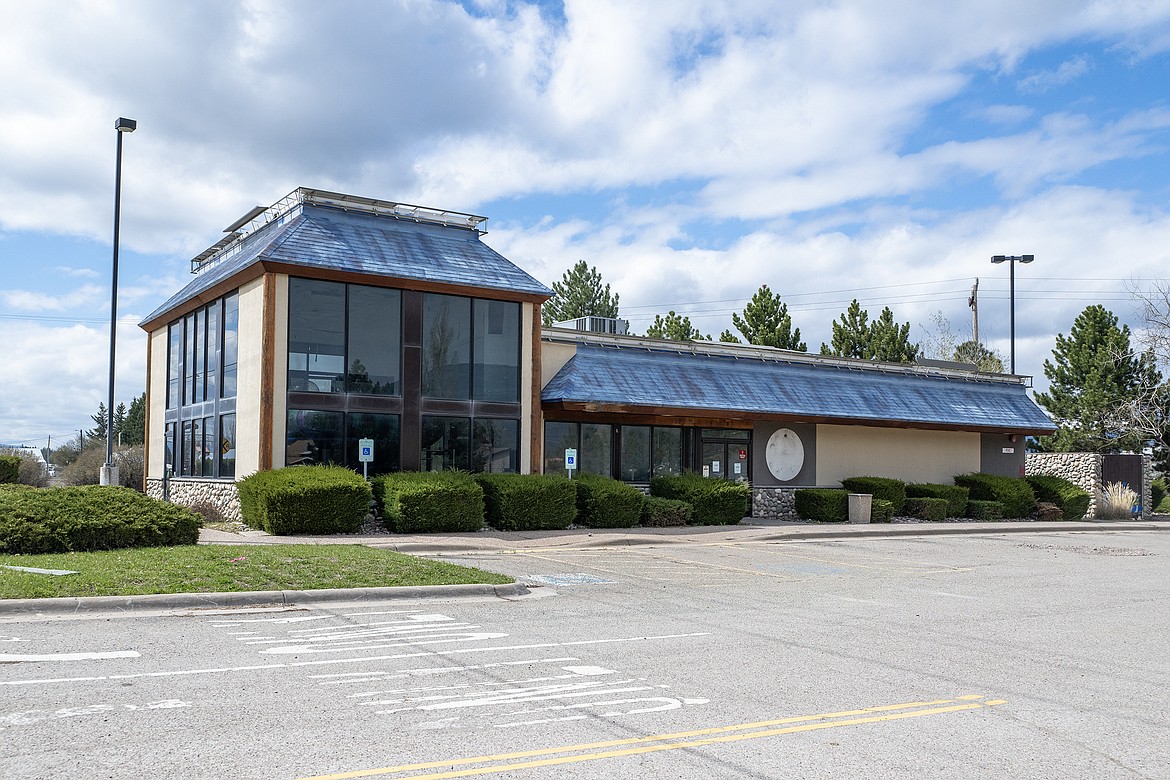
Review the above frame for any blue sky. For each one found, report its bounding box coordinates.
[3,0,1170,447]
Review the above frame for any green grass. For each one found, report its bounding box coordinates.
[0,544,512,600]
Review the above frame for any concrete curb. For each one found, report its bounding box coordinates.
[0,582,531,616]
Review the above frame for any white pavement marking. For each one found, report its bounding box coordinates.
[0,699,189,730]
[0,650,139,662]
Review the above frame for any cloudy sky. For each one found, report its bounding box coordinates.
[3,0,1170,447]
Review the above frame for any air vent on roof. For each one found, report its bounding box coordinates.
[552,316,630,335]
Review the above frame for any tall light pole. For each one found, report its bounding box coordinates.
[990,254,1033,375]
[101,117,137,487]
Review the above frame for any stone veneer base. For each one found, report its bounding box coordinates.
[146,478,242,523]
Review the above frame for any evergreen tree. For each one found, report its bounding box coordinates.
[718,329,741,343]
[87,403,108,442]
[645,311,709,341]
[868,306,919,363]
[729,284,807,351]
[120,393,147,447]
[113,403,127,442]
[953,341,1005,373]
[542,260,620,326]
[820,300,871,358]
[1033,305,1161,453]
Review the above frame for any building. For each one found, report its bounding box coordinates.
[140,188,1055,519]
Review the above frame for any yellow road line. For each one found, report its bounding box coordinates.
[299,696,1004,780]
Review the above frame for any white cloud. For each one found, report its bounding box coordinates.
[1018,55,1092,93]
[1,284,105,313]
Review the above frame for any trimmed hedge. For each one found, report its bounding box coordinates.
[0,456,20,484]
[953,473,1036,518]
[476,473,577,531]
[871,498,895,523]
[0,485,200,554]
[794,488,848,523]
[906,483,969,517]
[966,499,1004,521]
[574,475,644,528]
[840,476,906,513]
[640,496,692,527]
[903,496,949,522]
[1152,477,1166,511]
[649,473,750,525]
[238,465,370,535]
[371,472,484,533]
[1025,474,1091,520]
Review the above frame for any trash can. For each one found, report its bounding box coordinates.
[848,493,872,524]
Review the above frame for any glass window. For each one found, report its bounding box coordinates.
[619,426,651,482]
[347,286,401,396]
[183,313,195,405]
[199,416,215,476]
[473,419,519,473]
[205,302,219,402]
[193,308,206,403]
[652,427,683,476]
[288,279,346,393]
[473,299,520,402]
[286,409,344,467]
[421,416,470,471]
[222,293,238,398]
[702,428,750,440]
[167,323,182,409]
[543,421,578,476]
[181,420,193,476]
[165,422,176,474]
[421,294,471,399]
[580,423,612,477]
[219,413,236,479]
[347,413,400,475]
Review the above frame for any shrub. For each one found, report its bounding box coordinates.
[794,488,848,523]
[1098,481,1137,520]
[1152,477,1167,511]
[1032,501,1064,521]
[371,472,484,534]
[476,474,576,531]
[573,475,644,528]
[871,499,895,523]
[966,499,1003,521]
[60,446,144,490]
[953,473,1036,518]
[640,496,692,527]
[902,496,949,522]
[237,466,370,535]
[906,483,969,517]
[0,455,19,484]
[0,485,200,554]
[649,473,750,525]
[1025,474,1090,520]
[840,476,906,513]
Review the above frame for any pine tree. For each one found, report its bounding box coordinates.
[1033,305,1161,452]
[868,307,919,363]
[820,300,871,358]
[645,311,709,341]
[729,285,807,351]
[542,260,620,326]
[87,403,108,442]
[953,341,1005,372]
[120,393,147,447]
[718,329,741,343]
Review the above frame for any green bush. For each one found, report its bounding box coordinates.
[840,476,906,513]
[871,499,895,523]
[906,483,969,517]
[1025,474,1091,520]
[0,456,19,484]
[573,475,644,528]
[953,473,1036,518]
[237,466,370,535]
[1152,477,1167,511]
[0,485,200,554]
[640,496,692,527]
[794,488,848,523]
[371,472,483,534]
[649,473,750,525]
[476,474,577,531]
[903,496,949,521]
[966,499,1004,521]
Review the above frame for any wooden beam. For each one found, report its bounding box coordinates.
[530,302,543,473]
[259,273,276,471]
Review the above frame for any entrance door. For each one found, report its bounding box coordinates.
[701,439,750,482]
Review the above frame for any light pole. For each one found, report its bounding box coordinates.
[101,117,137,487]
[990,254,1033,375]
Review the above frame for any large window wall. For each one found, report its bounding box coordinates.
[163,292,239,478]
[544,422,683,481]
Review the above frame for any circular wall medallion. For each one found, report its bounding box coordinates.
[765,428,804,481]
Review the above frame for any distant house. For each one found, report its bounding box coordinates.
[139,188,1055,519]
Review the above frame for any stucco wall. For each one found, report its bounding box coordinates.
[234,275,268,477]
[815,425,981,486]
[146,327,169,479]
[541,340,577,386]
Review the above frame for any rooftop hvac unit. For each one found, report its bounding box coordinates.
[552,316,629,335]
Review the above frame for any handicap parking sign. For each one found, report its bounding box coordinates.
[565,448,577,469]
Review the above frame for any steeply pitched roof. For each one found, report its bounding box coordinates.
[141,191,551,327]
[542,342,1056,433]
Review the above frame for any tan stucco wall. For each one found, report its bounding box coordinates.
[541,340,577,386]
[815,425,980,486]
[146,327,169,479]
[520,302,535,473]
[233,276,267,477]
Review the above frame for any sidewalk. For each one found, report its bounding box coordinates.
[198,517,1170,555]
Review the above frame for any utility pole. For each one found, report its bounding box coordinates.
[968,278,979,345]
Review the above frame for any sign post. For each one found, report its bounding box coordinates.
[358,438,374,480]
[565,448,577,479]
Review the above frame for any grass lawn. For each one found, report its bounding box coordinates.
[0,544,512,600]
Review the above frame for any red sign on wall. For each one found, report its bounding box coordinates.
[738,449,747,459]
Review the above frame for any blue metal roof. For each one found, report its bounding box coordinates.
[142,200,551,327]
[542,343,1055,433]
